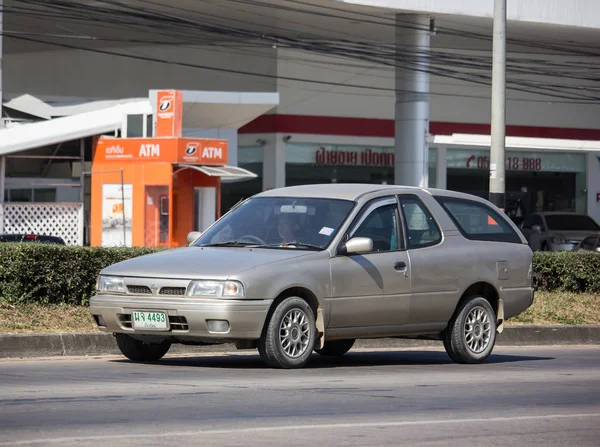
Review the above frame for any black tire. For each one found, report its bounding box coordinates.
[115,334,171,362]
[258,297,317,369]
[443,296,497,364]
[315,339,355,357]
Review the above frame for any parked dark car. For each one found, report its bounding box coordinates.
[520,212,600,251]
[574,233,600,253]
[0,234,66,245]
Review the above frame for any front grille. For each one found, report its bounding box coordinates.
[128,285,152,294]
[118,313,133,328]
[169,316,189,331]
[160,287,187,296]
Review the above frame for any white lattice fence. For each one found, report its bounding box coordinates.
[2,203,84,246]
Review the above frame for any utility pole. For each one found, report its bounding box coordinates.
[489,0,507,211]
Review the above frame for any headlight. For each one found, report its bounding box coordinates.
[97,275,125,293]
[187,280,245,298]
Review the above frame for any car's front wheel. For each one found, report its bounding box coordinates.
[258,297,317,369]
[443,296,497,364]
[115,334,171,362]
[315,339,355,357]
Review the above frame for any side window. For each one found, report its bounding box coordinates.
[399,196,442,249]
[532,215,545,230]
[435,196,522,244]
[522,215,534,229]
[581,236,598,250]
[351,203,400,253]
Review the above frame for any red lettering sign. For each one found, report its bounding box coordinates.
[315,147,394,167]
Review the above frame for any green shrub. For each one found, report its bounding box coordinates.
[0,244,599,306]
[0,244,162,306]
[533,251,600,293]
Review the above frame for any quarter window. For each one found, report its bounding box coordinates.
[399,196,442,249]
[351,203,400,253]
[436,196,521,244]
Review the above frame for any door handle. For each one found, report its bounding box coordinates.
[394,261,407,271]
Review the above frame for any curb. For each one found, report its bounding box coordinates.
[1,325,598,359]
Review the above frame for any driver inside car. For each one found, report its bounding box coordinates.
[277,213,301,245]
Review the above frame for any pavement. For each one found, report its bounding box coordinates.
[0,346,599,446]
[1,325,599,359]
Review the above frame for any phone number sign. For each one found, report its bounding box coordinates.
[466,155,542,171]
[447,149,585,173]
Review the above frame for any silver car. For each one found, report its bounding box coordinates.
[90,184,535,369]
[520,212,600,252]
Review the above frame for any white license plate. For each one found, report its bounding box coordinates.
[132,311,168,330]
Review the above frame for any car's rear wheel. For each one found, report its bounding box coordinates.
[315,339,355,357]
[115,334,171,362]
[444,296,496,364]
[258,297,317,369]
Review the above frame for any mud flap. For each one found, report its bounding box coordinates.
[496,298,505,334]
[316,308,325,349]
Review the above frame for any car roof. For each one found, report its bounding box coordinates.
[254,183,479,202]
[532,212,591,216]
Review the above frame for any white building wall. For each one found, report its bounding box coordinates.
[338,0,600,28]
[4,45,277,100]
[276,48,600,129]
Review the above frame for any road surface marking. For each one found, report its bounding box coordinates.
[2,412,600,445]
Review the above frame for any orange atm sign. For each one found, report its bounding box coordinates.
[94,137,228,165]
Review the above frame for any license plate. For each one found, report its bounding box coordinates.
[132,311,168,330]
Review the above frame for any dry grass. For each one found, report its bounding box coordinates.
[0,302,98,334]
[0,292,599,333]
[508,291,600,325]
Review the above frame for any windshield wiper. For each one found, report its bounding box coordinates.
[258,242,323,250]
[199,240,259,247]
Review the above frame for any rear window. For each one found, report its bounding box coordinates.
[545,215,600,231]
[435,197,522,244]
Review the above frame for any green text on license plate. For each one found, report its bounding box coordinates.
[132,311,168,330]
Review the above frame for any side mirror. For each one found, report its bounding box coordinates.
[340,237,373,255]
[187,231,203,245]
[532,225,542,233]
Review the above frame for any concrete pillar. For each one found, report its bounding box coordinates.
[436,147,447,190]
[394,14,431,188]
[262,133,286,190]
[0,0,3,130]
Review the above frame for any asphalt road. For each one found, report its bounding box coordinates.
[0,346,599,446]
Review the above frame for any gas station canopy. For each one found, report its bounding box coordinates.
[150,90,280,130]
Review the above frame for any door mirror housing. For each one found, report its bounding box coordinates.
[187,231,203,245]
[340,237,373,255]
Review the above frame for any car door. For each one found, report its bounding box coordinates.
[396,193,456,328]
[328,196,411,329]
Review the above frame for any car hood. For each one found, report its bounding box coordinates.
[101,246,318,279]
[549,230,597,242]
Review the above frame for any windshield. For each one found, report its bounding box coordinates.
[545,215,600,231]
[195,197,355,250]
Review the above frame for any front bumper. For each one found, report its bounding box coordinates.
[89,294,273,340]
[549,242,577,252]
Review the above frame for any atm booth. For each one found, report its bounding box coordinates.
[89,89,278,248]
[90,136,256,248]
